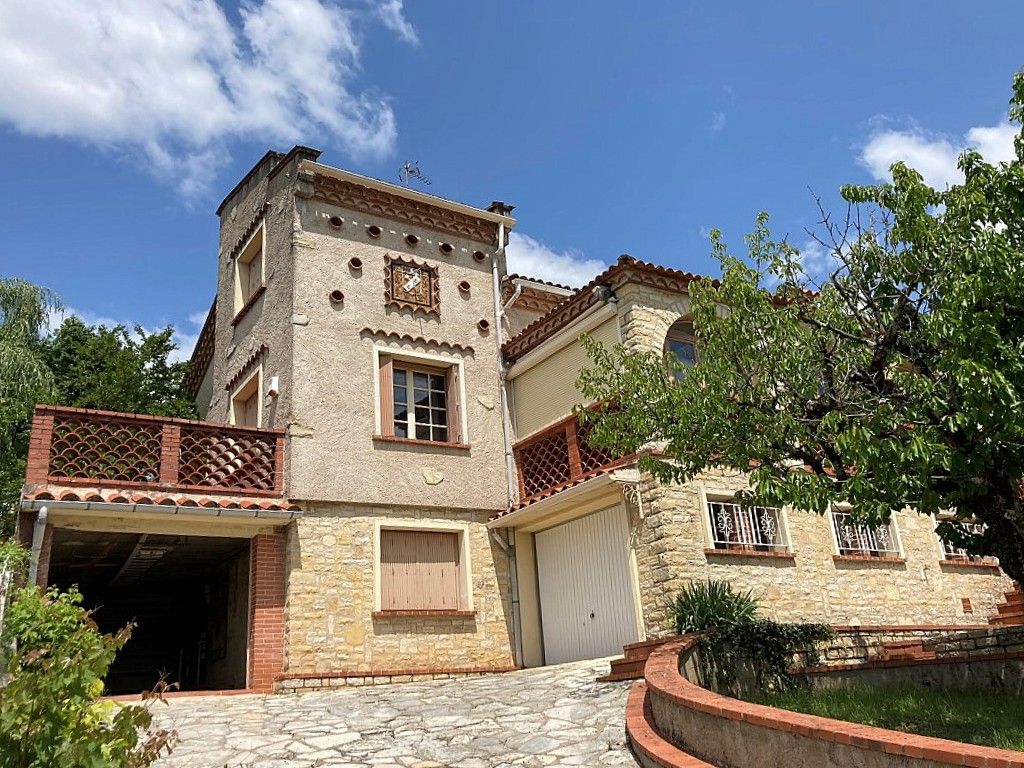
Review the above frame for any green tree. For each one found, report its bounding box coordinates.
[44,318,196,418]
[0,279,60,539]
[579,73,1024,583]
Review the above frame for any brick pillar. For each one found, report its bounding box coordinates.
[35,524,53,588]
[248,530,286,692]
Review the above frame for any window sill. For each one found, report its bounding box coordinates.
[372,610,476,619]
[373,435,470,451]
[833,554,906,565]
[704,548,795,561]
[940,559,1001,572]
[231,284,266,327]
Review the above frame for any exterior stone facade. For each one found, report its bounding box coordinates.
[284,504,516,676]
[633,469,1012,635]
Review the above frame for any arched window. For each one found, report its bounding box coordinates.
[665,318,697,374]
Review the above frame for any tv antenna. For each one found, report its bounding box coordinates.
[399,161,432,186]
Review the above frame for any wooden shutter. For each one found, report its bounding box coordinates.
[446,365,462,444]
[379,356,394,437]
[380,530,463,610]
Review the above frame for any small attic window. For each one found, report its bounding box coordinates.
[665,318,697,375]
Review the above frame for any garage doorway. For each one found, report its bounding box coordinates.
[534,505,640,664]
[47,530,251,695]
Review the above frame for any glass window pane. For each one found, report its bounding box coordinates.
[394,406,407,422]
[415,424,431,441]
[433,426,448,442]
[414,388,430,406]
[429,373,445,390]
[393,385,407,406]
[394,421,408,438]
[430,391,447,408]
[415,406,430,424]
[669,339,696,368]
[413,371,428,389]
[393,368,407,386]
[431,407,447,426]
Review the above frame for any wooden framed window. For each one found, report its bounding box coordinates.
[230,368,262,427]
[378,355,462,444]
[378,528,468,612]
[665,318,697,376]
[234,224,265,315]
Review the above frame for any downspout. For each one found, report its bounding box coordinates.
[491,220,524,667]
[28,506,48,586]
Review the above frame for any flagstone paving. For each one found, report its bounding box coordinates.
[152,658,636,768]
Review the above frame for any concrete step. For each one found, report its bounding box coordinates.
[597,658,647,682]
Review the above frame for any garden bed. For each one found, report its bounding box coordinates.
[747,684,1024,751]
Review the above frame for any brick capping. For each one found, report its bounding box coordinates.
[371,609,476,618]
[703,548,796,561]
[625,682,715,768]
[802,649,1024,674]
[274,664,518,690]
[230,283,267,327]
[225,201,271,263]
[372,435,472,452]
[359,327,475,356]
[639,634,1024,768]
[224,344,269,392]
[833,554,907,565]
[939,559,1002,573]
[25,405,287,500]
[183,299,216,398]
[311,171,498,245]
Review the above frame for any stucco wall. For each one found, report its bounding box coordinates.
[634,470,1013,635]
[283,503,516,674]
[284,196,508,510]
[207,155,299,435]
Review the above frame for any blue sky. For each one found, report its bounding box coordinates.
[2,1,1022,359]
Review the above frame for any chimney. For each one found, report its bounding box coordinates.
[487,201,515,217]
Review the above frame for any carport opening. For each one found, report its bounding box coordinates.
[48,531,251,696]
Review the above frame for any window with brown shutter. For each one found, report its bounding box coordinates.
[378,529,466,612]
[378,355,463,444]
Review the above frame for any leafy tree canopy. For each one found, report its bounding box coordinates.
[579,72,1024,583]
[0,296,196,536]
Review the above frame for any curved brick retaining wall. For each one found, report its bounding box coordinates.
[630,634,1024,768]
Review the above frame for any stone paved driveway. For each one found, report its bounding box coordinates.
[152,659,636,768]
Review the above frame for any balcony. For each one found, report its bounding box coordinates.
[513,410,632,505]
[25,405,286,498]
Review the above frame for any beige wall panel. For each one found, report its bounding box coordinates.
[284,503,515,673]
[511,316,619,438]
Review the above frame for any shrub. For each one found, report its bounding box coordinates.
[670,578,759,634]
[0,540,176,768]
[670,579,833,695]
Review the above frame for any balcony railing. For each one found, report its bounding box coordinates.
[26,405,285,497]
[513,410,631,503]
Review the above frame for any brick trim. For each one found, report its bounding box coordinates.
[248,531,285,692]
[803,649,1024,674]
[642,635,1024,768]
[703,548,796,561]
[833,554,907,565]
[626,682,714,768]
[372,609,477,618]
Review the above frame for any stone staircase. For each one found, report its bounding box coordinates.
[990,586,1024,626]
[597,636,680,683]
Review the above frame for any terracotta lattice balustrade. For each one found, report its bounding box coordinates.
[513,409,631,503]
[25,405,285,497]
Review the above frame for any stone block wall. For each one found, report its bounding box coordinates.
[634,469,1013,636]
[283,503,516,682]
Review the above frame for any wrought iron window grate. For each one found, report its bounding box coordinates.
[832,511,900,557]
[707,500,787,551]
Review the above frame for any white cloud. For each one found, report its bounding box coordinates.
[505,232,605,289]
[710,111,727,134]
[47,305,206,363]
[376,0,418,46]
[0,0,414,196]
[859,119,1017,190]
[794,239,838,281]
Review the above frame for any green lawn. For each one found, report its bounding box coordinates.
[747,685,1024,752]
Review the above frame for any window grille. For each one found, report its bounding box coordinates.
[707,500,787,551]
[832,511,900,558]
[939,520,989,562]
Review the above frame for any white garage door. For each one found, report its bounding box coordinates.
[535,505,640,665]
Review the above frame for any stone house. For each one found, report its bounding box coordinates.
[17,147,1014,693]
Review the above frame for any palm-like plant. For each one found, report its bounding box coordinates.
[670,579,760,634]
[0,277,59,408]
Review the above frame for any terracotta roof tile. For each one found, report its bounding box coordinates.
[22,485,300,514]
